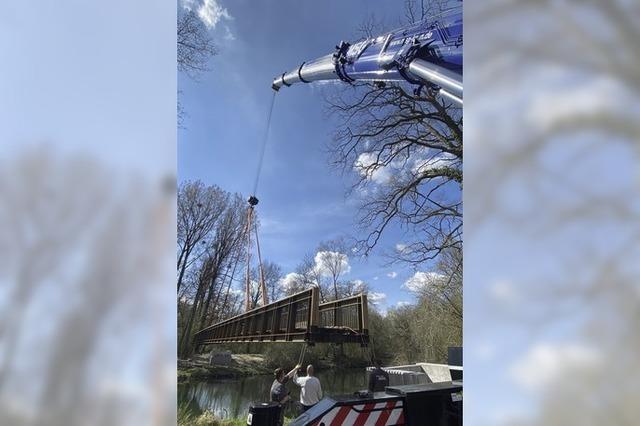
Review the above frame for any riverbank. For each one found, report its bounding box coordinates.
[178,354,273,383]
[178,349,359,383]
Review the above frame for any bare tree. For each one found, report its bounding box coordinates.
[177,10,218,127]
[316,238,351,301]
[287,239,355,303]
[262,261,284,303]
[410,246,462,321]
[326,0,462,270]
[177,181,226,294]
[279,266,313,298]
[300,253,324,291]
[434,246,462,320]
[179,255,216,355]
[355,14,382,38]
[177,186,247,356]
[288,253,325,300]
[240,261,283,309]
[320,3,463,366]
[355,0,450,39]
[343,279,370,298]
[242,267,262,310]
[196,195,246,330]
[213,248,245,322]
[326,82,462,267]
[403,0,450,24]
[177,10,217,78]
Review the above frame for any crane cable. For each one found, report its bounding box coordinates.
[252,91,277,197]
[243,203,269,310]
[297,343,308,368]
[244,205,254,312]
[254,214,267,307]
[244,91,277,312]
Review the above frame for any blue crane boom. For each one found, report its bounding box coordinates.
[272,8,462,105]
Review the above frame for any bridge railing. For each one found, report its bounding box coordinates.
[193,288,369,346]
[193,287,320,345]
[318,293,368,333]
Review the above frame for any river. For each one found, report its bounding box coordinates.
[178,368,368,420]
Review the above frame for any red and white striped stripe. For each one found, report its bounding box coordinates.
[311,400,405,426]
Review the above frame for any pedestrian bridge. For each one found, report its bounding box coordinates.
[193,287,369,347]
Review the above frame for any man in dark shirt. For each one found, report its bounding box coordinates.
[368,360,390,393]
[270,364,301,404]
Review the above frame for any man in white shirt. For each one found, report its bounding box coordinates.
[293,364,323,411]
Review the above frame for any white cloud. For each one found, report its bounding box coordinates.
[351,279,366,293]
[509,343,600,392]
[313,250,351,276]
[373,276,379,281]
[228,287,244,297]
[403,271,446,293]
[198,0,231,29]
[182,0,232,29]
[181,0,197,10]
[395,243,410,253]
[386,271,397,279]
[353,152,394,184]
[353,149,459,188]
[278,272,305,293]
[411,152,457,175]
[368,292,387,305]
[223,25,235,41]
[396,301,412,308]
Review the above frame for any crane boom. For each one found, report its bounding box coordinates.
[272,8,462,105]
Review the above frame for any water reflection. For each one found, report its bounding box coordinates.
[178,369,367,419]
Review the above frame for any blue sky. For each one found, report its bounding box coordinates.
[178,0,441,312]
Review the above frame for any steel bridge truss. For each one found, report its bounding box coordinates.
[193,287,369,347]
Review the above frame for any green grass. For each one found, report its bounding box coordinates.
[178,409,296,426]
[178,405,247,426]
[178,403,298,426]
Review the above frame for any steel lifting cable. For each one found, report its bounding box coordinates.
[297,343,308,367]
[368,336,377,365]
[336,325,374,365]
[253,218,268,306]
[252,91,277,197]
[354,329,374,366]
[242,92,277,313]
[244,206,255,312]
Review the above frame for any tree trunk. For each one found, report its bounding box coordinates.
[177,245,192,294]
[178,274,206,357]
[197,264,220,331]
